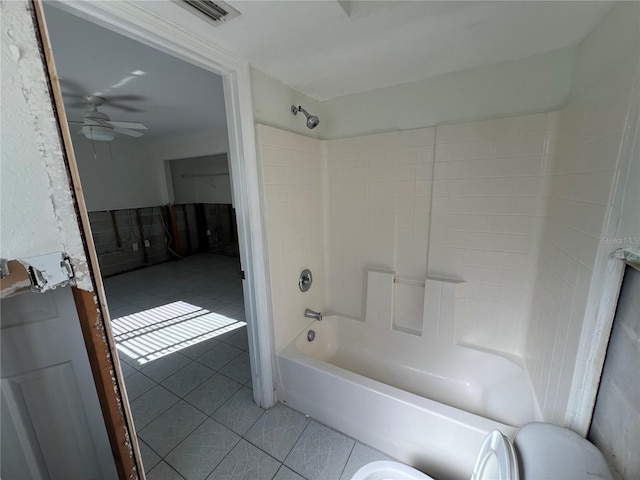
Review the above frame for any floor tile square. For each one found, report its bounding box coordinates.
[137,438,161,472]
[118,352,141,370]
[141,353,192,382]
[215,304,243,319]
[207,439,280,480]
[162,361,215,397]
[212,387,264,435]
[124,371,156,401]
[273,466,305,480]
[180,337,222,360]
[245,403,309,461]
[199,299,228,312]
[219,352,252,384]
[126,292,168,310]
[197,343,243,371]
[165,419,240,480]
[224,328,249,351]
[185,374,243,415]
[130,385,180,429]
[119,360,137,378]
[139,401,207,456]
[340,442,394,480]
[212,329,235,345]
[147,461,185,480]
[284,420,354,480]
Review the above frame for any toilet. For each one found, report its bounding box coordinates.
[351,423,613,480]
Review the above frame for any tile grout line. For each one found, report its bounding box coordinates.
[201,435,252,479]
[110,255,256,477]
[339,441,357,480]
[134,356,238,471]
[163,416,242,479]
[279,414,313,467]
[184,378,244,418]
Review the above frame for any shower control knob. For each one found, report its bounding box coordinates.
[299,269,313,292]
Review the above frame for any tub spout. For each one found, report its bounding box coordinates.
[304,308,322,321]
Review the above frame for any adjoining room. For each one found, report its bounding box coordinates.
[42,5,253,475]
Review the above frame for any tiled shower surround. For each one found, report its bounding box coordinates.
[527,6,639,427]
[257,54,637,427]
[259,114,555,356]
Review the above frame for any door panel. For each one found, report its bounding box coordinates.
[1,288,117,480]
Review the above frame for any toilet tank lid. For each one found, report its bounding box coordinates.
[514,423,613,480]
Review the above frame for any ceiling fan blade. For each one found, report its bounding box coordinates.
[114,128,144,138]
[103,96,146,112]
[63,98,91,109]
[108,121,147,130]
[61,94,87,101]
[106,95,146,102]
[58,77,88,96]
[104,103,142,113]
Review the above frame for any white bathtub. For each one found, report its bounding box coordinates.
[277,315,541,480]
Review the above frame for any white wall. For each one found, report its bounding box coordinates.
[153,128,230,161]
[525,1,640,428]
[0,0,91,289]
[72,135,167,211]
[169,154,232,204]
[616,112,640,245]
[251,48,575,141]
[251,68,327,139]
[256,125,325,350]
[71,127,231,212]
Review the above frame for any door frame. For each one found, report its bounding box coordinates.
[34,0,276,474]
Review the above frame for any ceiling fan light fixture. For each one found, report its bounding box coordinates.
[82,125,116,141]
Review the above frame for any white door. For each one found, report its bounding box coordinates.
[1,287,118,480]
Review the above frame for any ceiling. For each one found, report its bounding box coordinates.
[42,0,614,139]
[168,0,613,100]
[43,4,228,140]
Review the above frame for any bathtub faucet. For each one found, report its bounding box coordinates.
[304,308,322,321]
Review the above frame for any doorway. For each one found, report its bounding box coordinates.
[38,1,274,477]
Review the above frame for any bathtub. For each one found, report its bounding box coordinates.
[277,315,541,480]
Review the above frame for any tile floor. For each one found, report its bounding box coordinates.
[105,254,393,480]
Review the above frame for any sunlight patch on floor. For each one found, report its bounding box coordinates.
[112,301,246,364]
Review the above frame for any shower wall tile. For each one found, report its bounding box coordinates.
[257,125,326,350]
[429,112,554,355]
[365,270,395,330]
[423,278,458,344]
[324,115,554,356]
[393,283,425,335]
[326,127,435,319]
[526,48,639,425]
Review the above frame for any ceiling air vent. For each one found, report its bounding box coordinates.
[178,0,241,26]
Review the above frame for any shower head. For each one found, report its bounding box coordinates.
[291,105,320,129]
[306,115,320,130]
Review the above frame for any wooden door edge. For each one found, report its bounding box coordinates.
[30,1,142,478]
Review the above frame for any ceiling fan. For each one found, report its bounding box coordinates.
[70,95,148,142]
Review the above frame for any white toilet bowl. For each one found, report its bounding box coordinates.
[350,461,432,480]
[351,423,613,480]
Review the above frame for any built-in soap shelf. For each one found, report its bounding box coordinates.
[365,268,464,343]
